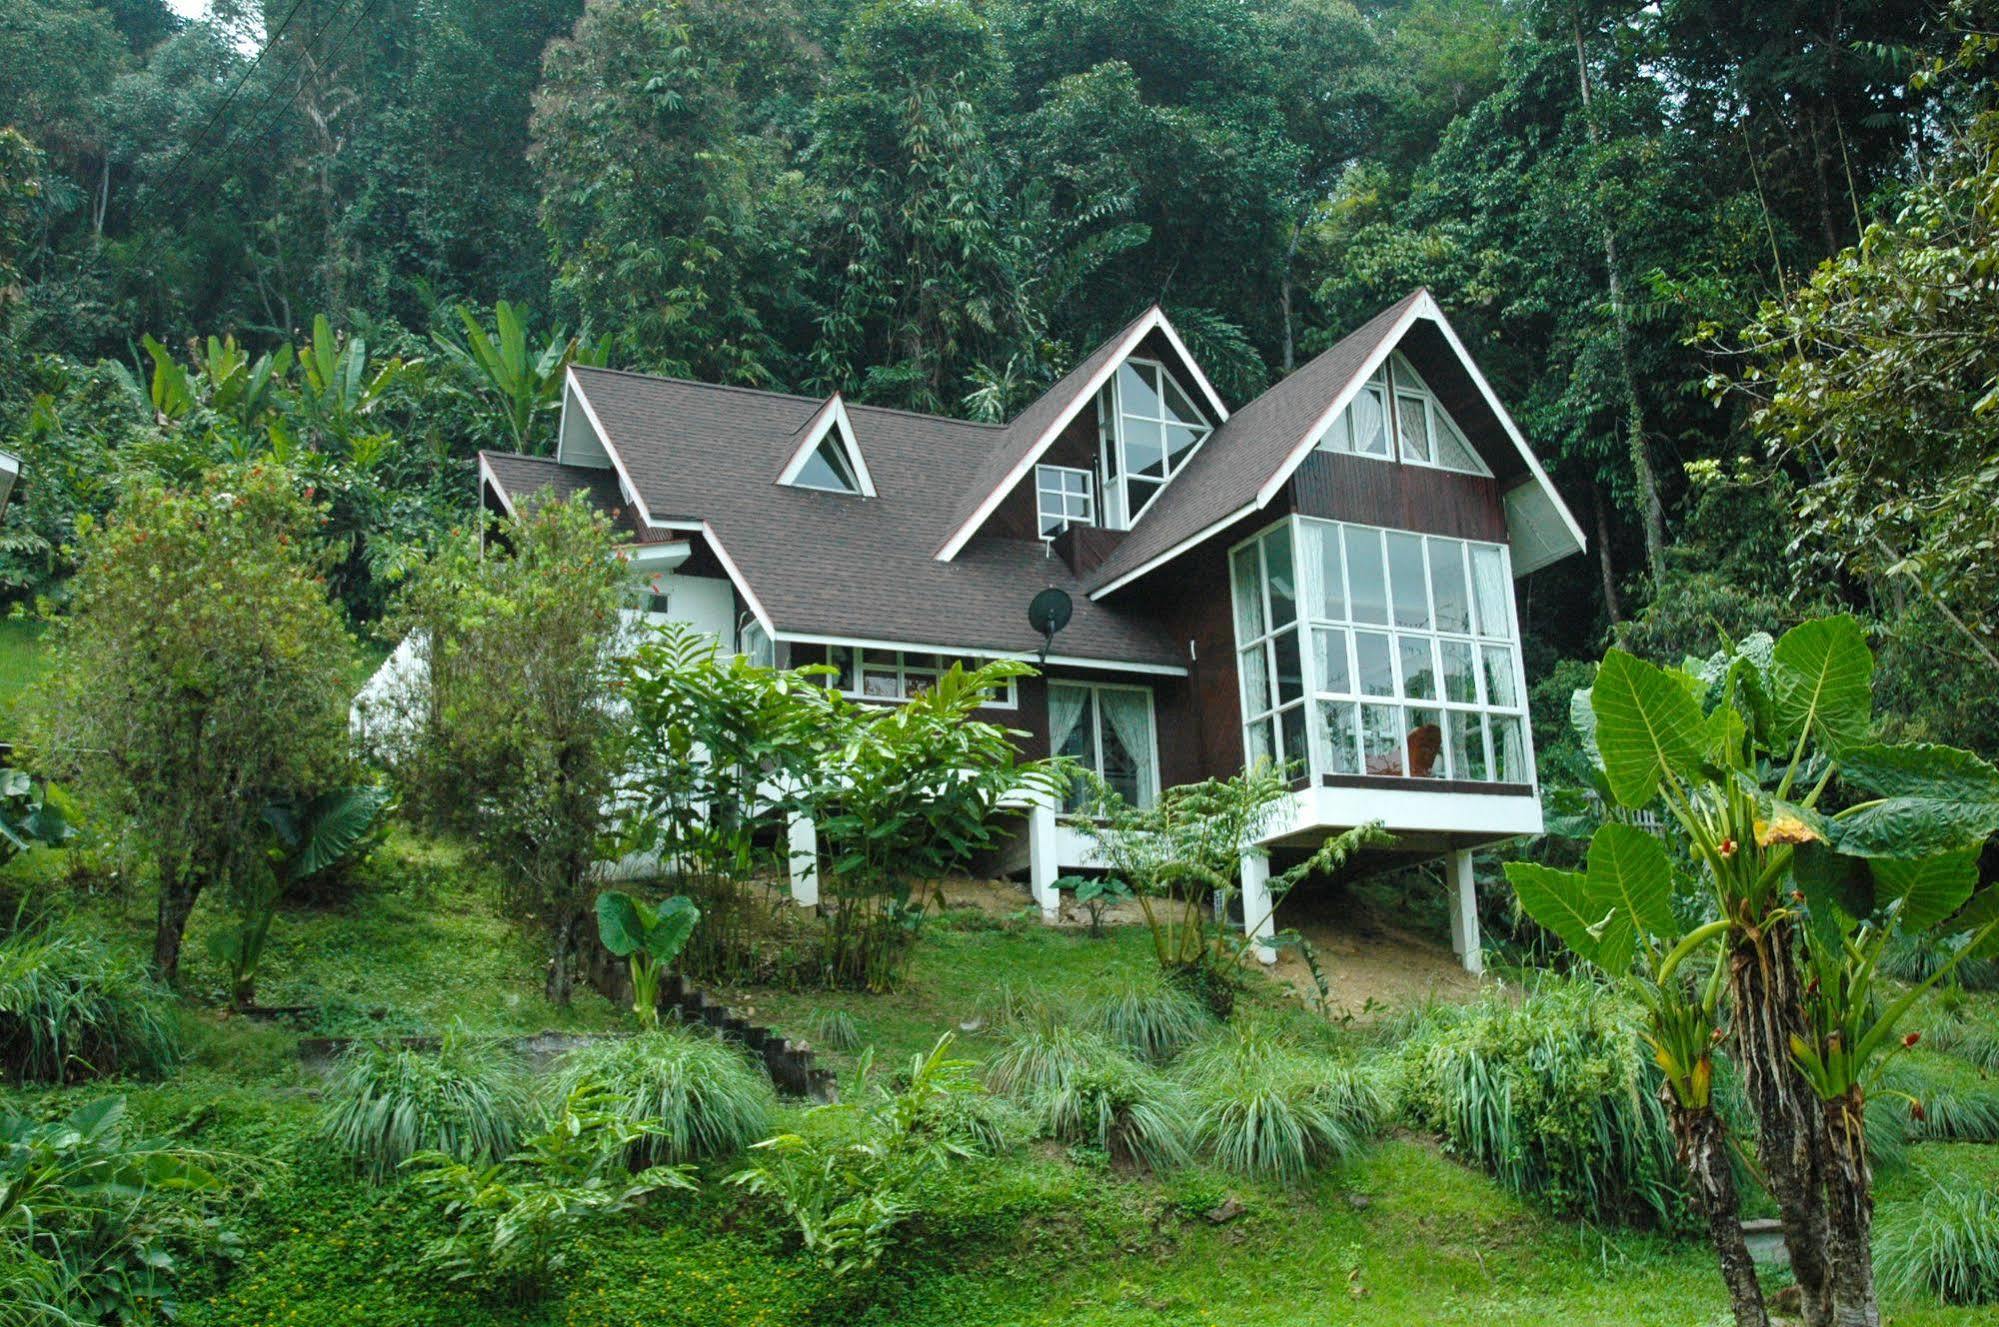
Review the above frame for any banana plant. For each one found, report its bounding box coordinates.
[291,314,403,457]
[208,786,392,1008]
[594,890,699,1026]
[434,301,607,455]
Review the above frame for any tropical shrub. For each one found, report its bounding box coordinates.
[729,1034,989,1277]
[1398,982,1683,1228]
[1180,1024,1384,1184]
[555,1026,774,1168]
[23,466,354,983]
[1039,1054,1193,1172]
[593,889,699,1026]
[1876,1179,1999,1305]
[317,1032,532,1182]
[409,1081,695,1302]
[0,1097,222,1323]
[1089,970,1212,1063]
[1058,874,1132,938]
[0,927,178,1084]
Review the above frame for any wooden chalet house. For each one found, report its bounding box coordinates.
[476,290,1586,972]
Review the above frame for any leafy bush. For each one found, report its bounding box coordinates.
[317,1032,531,1182]
[410,1081,695,1302]
[555,1026,774,1168]
[1179,1025,1384,1184]
[1040,1055,1194,1172]
[1877,1179,1999,1305]
[1397,982,1683,1227]
[1089,971,1212,1063]
[0,927,178,1084]
[729,1034,989,1278]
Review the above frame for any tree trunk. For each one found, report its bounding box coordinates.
[1824,1089,1880,1327]
[1571,20,1667,594]
[1667,1089,1769,1327]
[151,863,201,986]
[1730,922,1835,1327]
[545,905,581,1006]
[1593,482,1625,624]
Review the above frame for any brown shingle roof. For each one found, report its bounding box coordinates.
[1082,291,1425,593]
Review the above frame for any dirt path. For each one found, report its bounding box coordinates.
[927,875,1479,1023]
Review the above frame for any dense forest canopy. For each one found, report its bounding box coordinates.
[4,0,1999,751]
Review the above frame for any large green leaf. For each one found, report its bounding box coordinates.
[290,787,390,880]
[1869,850,1981,933]
[1590,650,1705,808]
[1588,823,1676,949]
[1505,863,1602,965]
[595,890,645,958]
[643,895,701,964]
[1950,888,1999,958]
[1832,742,1999,858]
[1792,841,1868,958]
[1770,616,1873,753]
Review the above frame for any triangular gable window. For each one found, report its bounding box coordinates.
[1317,351,1490,478]
[1096,358,1214,529]
[778,395,875,496]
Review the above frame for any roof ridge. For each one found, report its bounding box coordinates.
[570,364,1006,429]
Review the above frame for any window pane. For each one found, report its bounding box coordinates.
[1245,716,1275,769]
[1309,523,1345,621]
[1316,700,1359,774]
[1387,532,1430,629]
[1407,708,1444,778]
[1313,627,1351,694]
[1279,705,1307,775]
[1318,406,1350,454]
[1447,710,1488,781]
[1398,635,1437,700]
[1232,545,1265,639]
[794,439,858,493]
[1101,708,1142,804]
[1481,644,1518,708]
[1351,385,1388,456]
[1125,417,1168,478]
[1162,376,1205,426]
[1346,527,1388,624]
[1491,714,1528,783]
[1354,631,1394,696]
[829,646,856,692]
[1430,539,1471,634]
[1470,545,1509,638]
[1361,704,1404,776]
[1126,475,1164,518]
[1239,645,1271,716]
[1118,362,1161,417]
[1263,528,1297,627]
[1397,394,1431,463]
[1273,629,1303,705]
[1163,423,1202,471]
[1435,410,1482,473]
[1440,640,1477,704]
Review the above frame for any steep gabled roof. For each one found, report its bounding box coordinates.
[934,305,1229,561]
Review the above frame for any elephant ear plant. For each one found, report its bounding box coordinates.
[1509,616,1999,1327]
[594,890,699,1026]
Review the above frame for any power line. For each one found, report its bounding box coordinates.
[153,0,318,192]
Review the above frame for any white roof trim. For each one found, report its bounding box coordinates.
[934,306,1230,563]
[639,517,777,638]
[1087,502,1261,601]
[776,394,876,498]
[476,453,518,519]
[562,368,659,529]
[771,629,1189,678]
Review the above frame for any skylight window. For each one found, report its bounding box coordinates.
[1096,358,1212,529]
[793,434,860,493]
[777,394,875,496]
[1317,352,1490,478]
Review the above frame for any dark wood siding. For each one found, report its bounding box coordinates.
[1149,534,1249,785]
[1287,450,1506,543]
[985,408,1099,541]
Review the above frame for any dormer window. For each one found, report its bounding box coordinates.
[778,394,875,496]
[1318,352,1489,478]
[1097,358,1212,529]
[1036,465,1095,538]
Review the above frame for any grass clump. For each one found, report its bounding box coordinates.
[0,927,179,1084]
[318,1031,531,1181]
[1397,980,1683,1228]
[556,1025,775,1167]
[808,1007,861,1053]
[1877,1179,1999,1305]
[1042,1055,1194,1172]
[1909,1086,1999,1143]
[1089,971,1212,1063]
[1179,1024,1384,1184]
[983,1009,1115,1100]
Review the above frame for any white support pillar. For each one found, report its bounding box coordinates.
[786,811,820,908]
[1447,847,1482,975]
[1239,850,1277,965]
[1028,793,1061,921]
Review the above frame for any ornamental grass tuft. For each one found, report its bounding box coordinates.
[318,1030,531,1182]
[1089,970,1213,1063]
[0,927,179,1085]
[556,1024,775,1168]
[1179,1023,1384,1184]
[1877,1178,1999,1305]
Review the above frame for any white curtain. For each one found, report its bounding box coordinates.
[1098,689,1157,808]
[1048,684,1088,757]
[1470,545,1509,639]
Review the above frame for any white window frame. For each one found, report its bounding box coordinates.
[739,617,775,668]
[1227,528,1310,778]
[1095,356,1214,530]
[1315,352,1491,479]
[1048,679,1161,811]
[1035,464,1096,539]
[1229,517,1534,789]
[823,646,1017,709]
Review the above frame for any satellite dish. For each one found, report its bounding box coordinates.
[1027,587,1072,666]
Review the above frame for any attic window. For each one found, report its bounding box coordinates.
[793,435,860,493]
[1318,353,1490,478]
[779,395,875,496]
[1096,358,1212,529]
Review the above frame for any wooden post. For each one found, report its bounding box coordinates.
[1447,848,1482,975]
[786,811,819,907]
[1029,792,1060,921]
[1240,850,1276,965]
